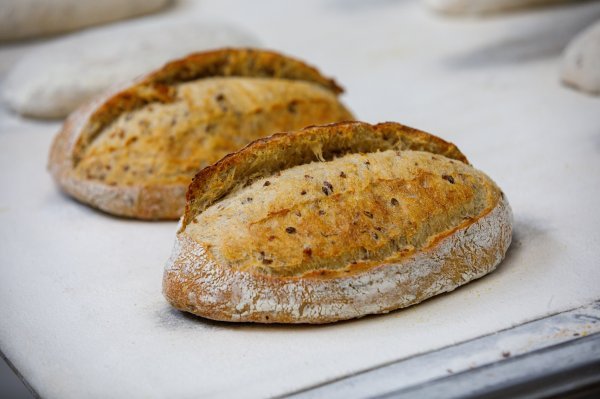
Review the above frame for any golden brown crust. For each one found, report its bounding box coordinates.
[165,121,513,323]
[186,150,492,277]
[72,48,344,162]
[73,49,343,162]
[48,48,352,219]
[182,121,468,229]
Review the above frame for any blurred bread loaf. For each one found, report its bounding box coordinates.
[48,49,353,219]
[425,0,570,15]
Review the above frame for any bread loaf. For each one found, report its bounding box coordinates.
[163,121,513,323]
[48,49,353,219]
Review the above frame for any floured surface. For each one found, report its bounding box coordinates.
[1,0,600,398]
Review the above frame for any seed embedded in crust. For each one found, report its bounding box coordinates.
[215,93,227,111]
[303,247,313,257]
[322,181,334,195]
[340,171,347,178]
[287,100,298,114]
[259,251,273,265]
[263,181,271,186]
[301,190,307,195]
[363,211,374,218]
[285,227,297,234]
[391,198,399,206]
[442,175,455,184]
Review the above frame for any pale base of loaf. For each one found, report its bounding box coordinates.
[56,173,186,219]
[163,194,512,324]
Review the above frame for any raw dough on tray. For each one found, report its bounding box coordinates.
[0,0,170,41]
[561,20,600,95]
[2,19,258,119]
[425,0,571,15]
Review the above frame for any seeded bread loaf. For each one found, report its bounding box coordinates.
[163,121,513,324]
[48,48,353,219]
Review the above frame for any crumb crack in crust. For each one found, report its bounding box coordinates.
[164,121,513,323]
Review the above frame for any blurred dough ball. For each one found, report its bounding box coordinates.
[0,0,171,41]
[2,19,259,119]
[425,0,572,15]
[561,20,600,95]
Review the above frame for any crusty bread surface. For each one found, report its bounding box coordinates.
[164,121,513,323]
[48,48,353,219]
